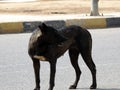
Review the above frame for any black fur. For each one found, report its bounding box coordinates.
[28,23,97,90]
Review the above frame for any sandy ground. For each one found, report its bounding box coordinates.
[0,0,120,15]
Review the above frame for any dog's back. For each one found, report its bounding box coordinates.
[59,25,91,40]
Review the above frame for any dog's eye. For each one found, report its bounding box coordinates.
[57,42,64,47]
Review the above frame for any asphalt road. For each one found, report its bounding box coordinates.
[0,28,120,90]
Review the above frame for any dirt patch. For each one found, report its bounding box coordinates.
[0,0,120,15]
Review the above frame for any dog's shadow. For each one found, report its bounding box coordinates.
[75,88,120,90]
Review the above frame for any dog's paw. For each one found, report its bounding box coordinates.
[34,87,40,90]
[90,84,97,89]
[69,85,77,89]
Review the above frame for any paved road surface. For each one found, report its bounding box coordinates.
[0,28,120,90]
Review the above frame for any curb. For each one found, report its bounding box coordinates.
[0,17,120,34]
[0,22,23,33]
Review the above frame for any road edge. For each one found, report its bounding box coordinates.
[0,17,120,34]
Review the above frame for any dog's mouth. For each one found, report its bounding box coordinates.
[34,55,46,61]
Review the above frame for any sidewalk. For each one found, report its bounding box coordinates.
[0,13,120,34]
[0,0,35,2]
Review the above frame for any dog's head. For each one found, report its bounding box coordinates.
[37,23,67,45]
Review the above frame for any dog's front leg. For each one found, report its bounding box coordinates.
[48,60,57,90]
[32,58,40,90]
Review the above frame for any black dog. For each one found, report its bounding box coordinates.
[28,23,97,90]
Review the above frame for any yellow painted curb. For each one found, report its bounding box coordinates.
[66,19,85,28]
[84,18,106,28]
[65,18,107,29]
[0,22,23,34]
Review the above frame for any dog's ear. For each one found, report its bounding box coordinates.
[41,23,47,28]
[38,23,47,33]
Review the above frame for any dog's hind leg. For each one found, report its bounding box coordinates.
[80,44,97,89]
[68,48,81,89]
[32,58,40,90]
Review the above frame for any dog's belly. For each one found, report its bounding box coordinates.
[55,39,74,57]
